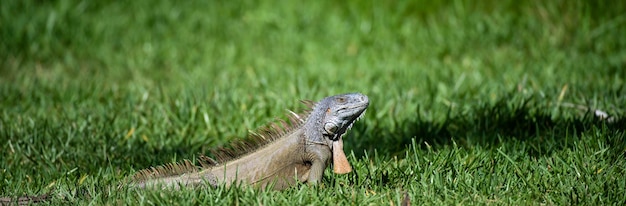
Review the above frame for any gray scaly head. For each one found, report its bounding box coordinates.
[303,93,369,174]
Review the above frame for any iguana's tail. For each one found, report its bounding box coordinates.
[0,192,52,205]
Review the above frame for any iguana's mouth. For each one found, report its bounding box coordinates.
[334,108,367,140]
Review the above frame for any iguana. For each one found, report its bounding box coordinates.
[129,92,369,190]
[0,93,369,205]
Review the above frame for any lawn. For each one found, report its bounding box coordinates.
[1,0,625,205]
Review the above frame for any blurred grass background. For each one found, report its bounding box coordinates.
[1,0,625,204]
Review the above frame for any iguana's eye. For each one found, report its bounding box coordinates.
[337,97,346,103]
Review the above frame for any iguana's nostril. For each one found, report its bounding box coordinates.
[360,95,368,102]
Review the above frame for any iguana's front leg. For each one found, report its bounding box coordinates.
[307,160,327,184]
[305,145,332,184]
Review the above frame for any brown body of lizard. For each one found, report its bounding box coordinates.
[134,128,316,190]
[130,93,369,190]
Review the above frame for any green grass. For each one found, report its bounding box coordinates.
[1,0,625,204]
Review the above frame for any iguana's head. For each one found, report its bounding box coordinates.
[319,93,369,141]
[305,93,369,174]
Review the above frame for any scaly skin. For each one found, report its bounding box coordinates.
[132,93,369,190]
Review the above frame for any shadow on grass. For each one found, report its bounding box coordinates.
[350,90,626,158]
